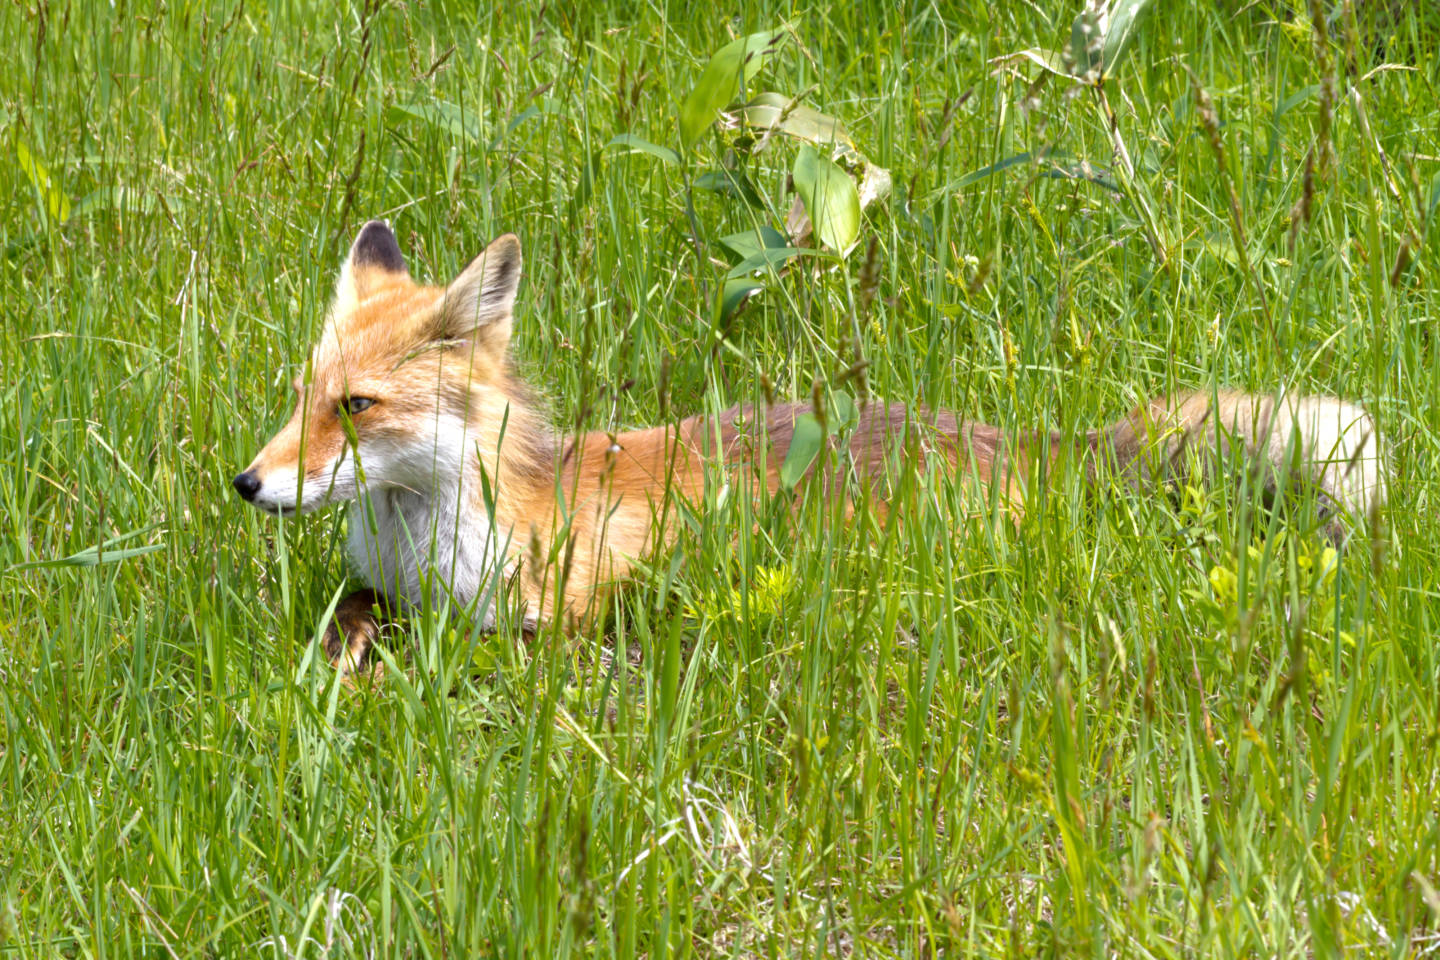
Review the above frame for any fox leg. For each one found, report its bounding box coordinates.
[322,588,390,680]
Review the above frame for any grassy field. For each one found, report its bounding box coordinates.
[3,1,1439,956]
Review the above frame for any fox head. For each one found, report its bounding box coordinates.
[233,221,525,515]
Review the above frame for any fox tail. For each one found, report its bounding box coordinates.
[1081,389,1385,541]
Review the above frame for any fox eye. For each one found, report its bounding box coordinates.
[341,396,375,416]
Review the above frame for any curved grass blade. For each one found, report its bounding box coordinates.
[11,524,166,571]
[605,134,680,166]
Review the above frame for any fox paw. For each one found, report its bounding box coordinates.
[322,589,388,683]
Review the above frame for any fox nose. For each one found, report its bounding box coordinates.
[232,470,262,501]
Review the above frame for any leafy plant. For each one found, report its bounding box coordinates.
[671,31,892,316]
[988,0,1165,262]
[678,30,784,147]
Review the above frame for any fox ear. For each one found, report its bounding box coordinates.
[333,220,409,315]
[437,233,522,356]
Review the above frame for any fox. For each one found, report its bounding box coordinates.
[234,220,1387,675]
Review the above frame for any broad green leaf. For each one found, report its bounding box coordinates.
[988,47,1075,82]
[779,412,825,490]
[953,151,1048,189]
[388,100,482,142]
[1069,0,1153,83]
[720,278,763,321]
[740,92,853,152]
[1274,84,1319,119]
[16,140,70,224]
[792,144,860,253]
[1099,0,1154,78]
[604,134,680,165]
[693,169,764,207]
[828,390,859,433]
[679,30,783,148]
[501,99,563,142]
[718,225,789,260]
[470,633,500,673]
[740,94,894,211]
[726,246,815,278]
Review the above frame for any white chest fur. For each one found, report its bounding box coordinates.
[342,412,515,624]
[345,482,509,625]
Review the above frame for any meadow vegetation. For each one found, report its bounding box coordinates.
[2,0,1439,955]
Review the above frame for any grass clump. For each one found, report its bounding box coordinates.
[2,1,1438,956]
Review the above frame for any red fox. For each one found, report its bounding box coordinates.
[234,221,1386,674]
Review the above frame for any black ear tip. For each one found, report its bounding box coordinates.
[350,220,407,274]
[456,234,523,291]
[491,234,522,276]
[355,219,394,243]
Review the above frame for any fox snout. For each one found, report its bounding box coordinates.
[231,457,312,516]
[232,470,262,502]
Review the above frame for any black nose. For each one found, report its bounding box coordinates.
[232,470,262,501]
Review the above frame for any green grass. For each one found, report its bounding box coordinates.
[3,1,1439,956]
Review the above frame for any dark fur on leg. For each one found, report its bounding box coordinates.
[322,588,390,681]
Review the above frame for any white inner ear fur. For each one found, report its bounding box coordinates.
[331,259,361,321]
[439,235,522,341]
